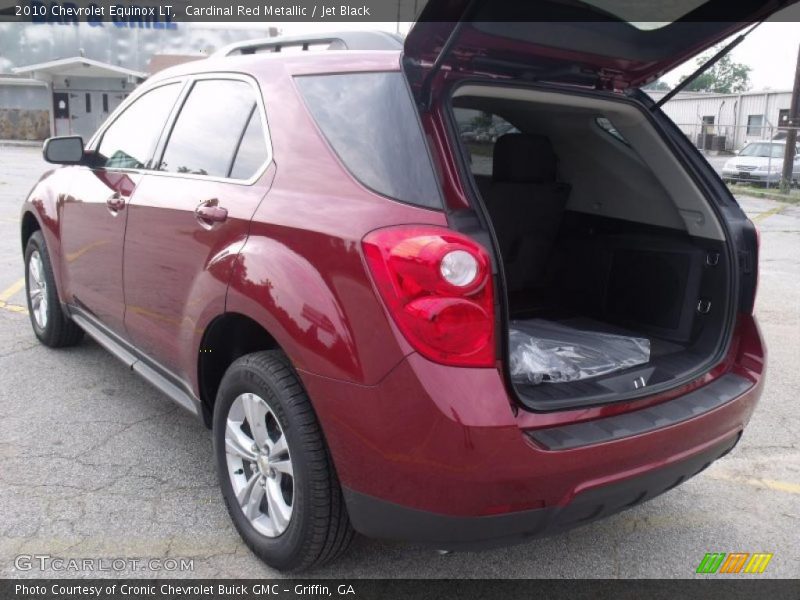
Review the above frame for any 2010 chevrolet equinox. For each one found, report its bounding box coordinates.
[21,1,778,571]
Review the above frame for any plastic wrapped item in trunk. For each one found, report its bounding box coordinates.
[509,319,650,385]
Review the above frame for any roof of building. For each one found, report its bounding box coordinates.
[648,88,793,100]
[12,57,146,81]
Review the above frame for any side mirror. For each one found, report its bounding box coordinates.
[42,136,85,165]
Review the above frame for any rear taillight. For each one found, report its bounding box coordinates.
[362,226,495,367]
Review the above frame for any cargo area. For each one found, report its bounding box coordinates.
[452,85,734,410]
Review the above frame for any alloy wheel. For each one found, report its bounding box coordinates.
[224,392,294,537]
[27,250,48,329]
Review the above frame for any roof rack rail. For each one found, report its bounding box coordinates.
[214,31,403,57]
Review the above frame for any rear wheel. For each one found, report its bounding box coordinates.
[24,231,83,347]
[213,350,353,571]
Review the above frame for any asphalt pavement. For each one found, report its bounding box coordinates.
[0,145,797,578]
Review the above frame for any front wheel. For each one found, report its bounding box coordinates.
[213,350,354,571]
[24,231,83,347]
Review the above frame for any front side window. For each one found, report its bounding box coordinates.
[295,72,442,209]
[158,79,266,179]
[96,83,180,170]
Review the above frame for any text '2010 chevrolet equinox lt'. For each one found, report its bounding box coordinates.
[21,1,782,571]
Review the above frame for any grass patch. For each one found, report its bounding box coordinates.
[728,183,800,204]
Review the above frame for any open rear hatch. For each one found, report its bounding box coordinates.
[404,0,794,99]
[404,0,778,410]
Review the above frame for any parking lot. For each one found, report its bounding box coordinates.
[0,144,798,578]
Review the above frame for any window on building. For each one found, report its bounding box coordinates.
[158,79,265,179]
[778,109,790,128]
[102,93,109,113]
[96,83,181,170]
[701,115,715,133]
[747,114,764,136]
[85,93,91,114]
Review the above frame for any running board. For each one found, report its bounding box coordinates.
[68,309,200,417]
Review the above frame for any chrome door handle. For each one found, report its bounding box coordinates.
[106,192,125,211]
[195,203,228,223]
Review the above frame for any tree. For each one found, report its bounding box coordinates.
[679,54,751,93]
[643,79,671,91]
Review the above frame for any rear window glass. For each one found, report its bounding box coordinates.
[453,109,519,177]
[295,72,442,210]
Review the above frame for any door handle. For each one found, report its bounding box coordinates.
[195,202,228,224]
[106,192,125,212]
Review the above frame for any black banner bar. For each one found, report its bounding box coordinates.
[3,579,800,600]
[2,0,800,24]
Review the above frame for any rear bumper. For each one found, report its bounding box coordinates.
[299,315,765,543]
[343,432,739,549]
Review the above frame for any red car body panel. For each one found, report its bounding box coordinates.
[20,44,766,545]
[301,314,764,516]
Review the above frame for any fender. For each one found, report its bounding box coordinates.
[20,166,75,303]
[225,229,409,386]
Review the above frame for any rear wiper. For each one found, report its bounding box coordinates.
[653,22,762,110]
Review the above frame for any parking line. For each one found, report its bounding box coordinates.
[0,277,24,301]
[0,299,27,314]
[751,206,784,224]
[709,473,800,495]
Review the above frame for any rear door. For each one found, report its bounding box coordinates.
[404,0,795,96]
[122,75,272,382]
[60,82,182,334]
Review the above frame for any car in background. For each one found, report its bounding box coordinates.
[722,140,800,186]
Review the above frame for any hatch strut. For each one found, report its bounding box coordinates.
[654,22,762,110]
[418,0,482,110]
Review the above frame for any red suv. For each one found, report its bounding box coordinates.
[21,3,775,571]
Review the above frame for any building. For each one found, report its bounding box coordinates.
[647,89,793,152]
[0,22,275,140]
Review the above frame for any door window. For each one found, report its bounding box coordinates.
[229,107,269,180]
[157,79,267,179]
[96,83,181,170]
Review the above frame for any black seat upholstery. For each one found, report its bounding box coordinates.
[483,134,570,292]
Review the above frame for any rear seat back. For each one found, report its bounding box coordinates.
[483,134,570,292]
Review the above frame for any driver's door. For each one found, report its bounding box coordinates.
[59,82,182,335]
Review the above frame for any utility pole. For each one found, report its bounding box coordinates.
[779,43,800,194]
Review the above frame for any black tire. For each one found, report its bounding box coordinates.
[213,350,354,571]
[24,230,84,348]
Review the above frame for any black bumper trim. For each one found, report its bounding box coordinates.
[343,433,740,550]
[528,373,752,451]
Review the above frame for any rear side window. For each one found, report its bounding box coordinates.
[96,83,180,170]
[158,79,267,179]
[295,72,442,210]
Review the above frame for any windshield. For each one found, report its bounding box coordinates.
[739,143,785,159]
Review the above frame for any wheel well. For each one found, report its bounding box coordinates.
[198,313,281,427]
[21,211,40,252]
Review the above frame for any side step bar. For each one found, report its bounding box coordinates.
[69,309,200,417]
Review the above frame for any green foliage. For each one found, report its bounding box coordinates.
[679,54,751,94]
